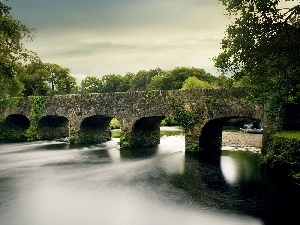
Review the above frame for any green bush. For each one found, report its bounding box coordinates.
[161,117,179,126]
[261,133,300,184]
[109,118,120,129]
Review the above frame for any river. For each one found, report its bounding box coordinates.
[0,128,297,225]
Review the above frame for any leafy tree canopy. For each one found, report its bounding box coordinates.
[44,63,76,94]
[79,67,230,94]
[0,1,37,99]
[149,67,222,90]
[214,0,300,104]
[80,76,103,93]
[130,68,164,91]
[101,74,126,93]
[182,76,214,90]
[20,60,50,96]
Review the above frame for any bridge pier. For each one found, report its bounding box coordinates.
[198,119,224,157]
[185,118,229,156]
[119,116,164,148]
[185,126,201,154]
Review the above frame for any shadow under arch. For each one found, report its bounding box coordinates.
[3,114,30,141]
[38,115,69,140]
[5,114,30,129]
[199,116,262,157]
[79,115,112,143]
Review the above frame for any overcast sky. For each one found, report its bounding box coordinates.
[7,0,231,82]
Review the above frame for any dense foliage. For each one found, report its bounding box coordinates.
[0,2,37,99]
[20,61,76,96]
[182,76,214,90]
[0,2,77,98]
[77,67,230,94]
[261,132,300,184]
[25,96,46,141]
[214,0,300,105]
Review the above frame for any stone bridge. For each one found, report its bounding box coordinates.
[0,88,265,154]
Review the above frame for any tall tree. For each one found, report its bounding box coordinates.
[0,2,37,99]
[80,76,103,93]
[20,61,50,96]
[214,0,300,104]
[101,74,125,93]
[44,63,76,94]
[56,71,76,94]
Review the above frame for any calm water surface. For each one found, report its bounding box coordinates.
[0,129,295,225]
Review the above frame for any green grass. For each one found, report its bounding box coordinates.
[273,131,300,140]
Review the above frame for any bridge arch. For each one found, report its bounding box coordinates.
[78,115,112,143]
[37,115,69,140]
[198,116,263,156]
[3,114,30,141]
[5,114,30,129]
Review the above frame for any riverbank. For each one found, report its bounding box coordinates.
[222,131,262,152]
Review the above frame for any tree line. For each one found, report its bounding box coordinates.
[1,0,299,105]
[15,62,234,96]
[75,67,231,94]
[22,63,234,95]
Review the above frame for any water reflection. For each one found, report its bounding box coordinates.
[221,156,238,184]
[221,150,263,185]
[111,126,184,138]
[120,146,158,159]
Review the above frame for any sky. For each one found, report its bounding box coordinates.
[6,0,231,83]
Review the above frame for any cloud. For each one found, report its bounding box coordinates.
[7,0,229,80]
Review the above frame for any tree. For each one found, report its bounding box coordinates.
[0,69,24,99]
[0,2,37,99]
[149,67,218,90]
[80,76,103,93]
[129,68,163,91]
[149,75,166,90]
[214,0,300,104]
[182,77,213,90]
[20,61,50,96]
[167,67,192,90]
[56,72,76,94]
[122,72,134,91]
[44,63,76,94]
[101,74,126,93]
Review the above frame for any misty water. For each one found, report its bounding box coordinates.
[0,128,294,225]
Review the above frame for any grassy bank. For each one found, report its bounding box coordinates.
[272,131,300,140]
